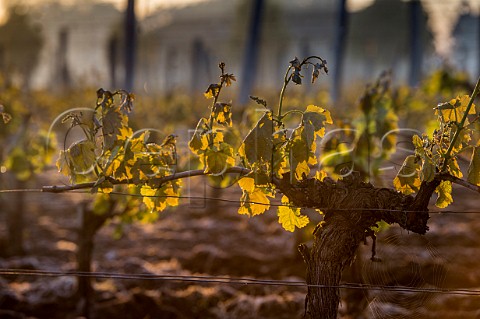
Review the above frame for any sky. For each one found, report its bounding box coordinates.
[0,0,478,57]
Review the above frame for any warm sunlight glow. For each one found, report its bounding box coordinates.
[0,0,478,58]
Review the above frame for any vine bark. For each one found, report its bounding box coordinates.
[276,172,440,318]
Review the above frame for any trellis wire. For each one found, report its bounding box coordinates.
[0,188,479,214]
[1,269,479,296]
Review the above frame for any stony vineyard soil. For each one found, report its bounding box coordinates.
[1,169,480,318]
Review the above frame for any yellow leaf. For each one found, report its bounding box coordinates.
[56,150,72,177]
[213,131,224,144]
[140,185,157,212]
[204,84,220,99]
[248,189,271,216]
[204,142,235,175]
[204,91,214,99]
[314,170,327,181]
[97,180,114,194]
[238,143,246,159]
[164,182,180,206]
[238,187,273,216]
[188,118,210,155]
[393,155,421,195]
[277,195,309,232]
[140,180,181,213]
[238,177,255,192]
[446,158,463,178]
[118,126,133,141]
[412,135,423,149]
[436,95,476,123]
[435,180,453,208]
[467,146,480,186]
[100,186,113,194]
[295,160,310,180]
[305,105,333,124]
[420,158,435,182]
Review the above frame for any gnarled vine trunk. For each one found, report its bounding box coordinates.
[299,213,365,318]
[276,172,440,319]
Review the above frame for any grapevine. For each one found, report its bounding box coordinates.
[43,57,480,319]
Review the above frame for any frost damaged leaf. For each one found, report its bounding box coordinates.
[311,60,328,83]
[277,195,309,232]
[292,69,302,85]
[204,84,221,99]
[289,57,301,68]
[221,73,236,86]
[249,96,268,108]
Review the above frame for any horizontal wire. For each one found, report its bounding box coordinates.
[1,269,479,296]
[0,189,43,193]
[0,188,479,214]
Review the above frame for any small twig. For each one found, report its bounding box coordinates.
[42,167,253,193]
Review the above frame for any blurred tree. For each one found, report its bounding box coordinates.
[332,0,348,102]
[409,0,423,86]
[239,0,265,105]
[124,0,136,92]
[108,35,119,89]
[0,5,43,89]
[232,0,289,95]
[55,27,71,89]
